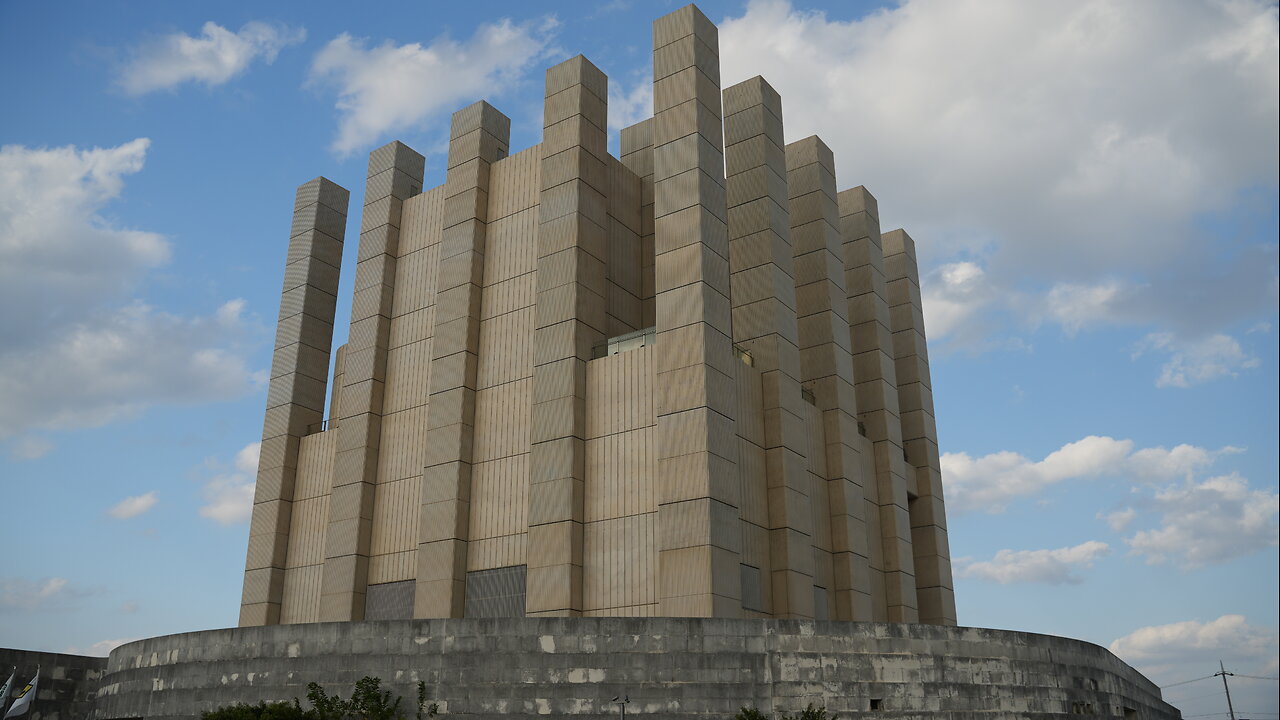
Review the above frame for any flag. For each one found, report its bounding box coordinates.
[0,668,13,711]
[2,668,37,719]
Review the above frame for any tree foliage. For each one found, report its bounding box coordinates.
[201,677,437,720]
[736,703,838,720]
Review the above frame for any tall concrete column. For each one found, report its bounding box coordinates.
[322,143,424,621]
[785,136,871,621]
[415,102,509,617]
[883,228,956,625]
[722,76,813,619]
[620,119,656,329]
[652,4,743,617]
[526,56,609,617]
[838,187,918,622]
[241,177,348,627]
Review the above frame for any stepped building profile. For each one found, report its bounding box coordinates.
[70,6,1180,719]
[241,3,955,628]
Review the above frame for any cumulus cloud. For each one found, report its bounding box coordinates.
[198,441,259,525]
[0,141,258,441]
[1101,508,1137,533]
[1110,615,1278,717]
[0,577,81,610]
[943,436,1241,513]
[118,21,305,95]
[718,0,1279,356]
[956,541,1110,584]
[8,435,53,460]
[1133,332,1262,388]
[107,491,158,520]
[309,18,559,156]
[1126,473,1278,568]
[65,637,141,657]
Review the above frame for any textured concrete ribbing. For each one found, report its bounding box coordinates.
[883,228,957,625]
[321,143,423,621]
[785,136,872,621]
[526,56,609,616]
[723,76,814,619]
[620,119,656,328]
[240,176,347,627]
[415,103,509,618]
[651,3,743,617]
[838,187,918,622]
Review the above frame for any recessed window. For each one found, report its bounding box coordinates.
[870,699,883,711]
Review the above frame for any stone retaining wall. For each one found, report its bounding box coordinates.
[94,618,1179,719]
[0,647,107,720]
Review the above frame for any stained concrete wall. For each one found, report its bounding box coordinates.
[95,619,1178,720]
[0,648,106,720]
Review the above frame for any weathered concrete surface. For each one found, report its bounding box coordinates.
[95,618,1178,719]
[0,647,107,720]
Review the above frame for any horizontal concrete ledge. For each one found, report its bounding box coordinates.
[97,618,1179,720]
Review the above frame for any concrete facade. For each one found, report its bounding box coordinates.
[0,648,107,720]
[239,3,959,626]
[93,618,1179,720]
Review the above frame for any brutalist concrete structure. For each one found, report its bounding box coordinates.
[94,619,1179,719]
[242,2,955,630]
[83,5,1181,719]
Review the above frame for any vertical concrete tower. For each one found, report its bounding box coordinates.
[241,3,956,627]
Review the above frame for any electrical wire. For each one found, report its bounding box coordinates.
[1162,675,1216,689]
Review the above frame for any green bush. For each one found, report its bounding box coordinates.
[782,703,837,720]
[201,700,307,720]
[202,677,437,720]
[736,703,838,720]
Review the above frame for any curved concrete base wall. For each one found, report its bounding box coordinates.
[96,618,1178,720]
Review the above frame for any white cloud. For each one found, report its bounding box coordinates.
[107,491,158,520]
[309,18,558,156]
[956,541,1110,585]
[943,436,1241,513]
[8,435,53,460]
[1110,615,1278,718]
[1126,473,1278,568]
[1101,508,1137,533]
[718,0,1279,350]
[65,637,141,657]
[118,21,305,95]
[943,436,1131,513]
[1043,281,1125,336]
[0,141,258,439]
[1134,332,1261,388]
[1,577,72,610]
[199,441,259,525]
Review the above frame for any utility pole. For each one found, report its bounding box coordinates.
[1216,660,1236,720]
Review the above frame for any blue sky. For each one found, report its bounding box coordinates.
[1,0,1276,716]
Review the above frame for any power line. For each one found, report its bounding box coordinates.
[1233,674,1280,681]
[1167,676,1213,686]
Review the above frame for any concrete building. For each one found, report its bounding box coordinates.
[241,3,956,628]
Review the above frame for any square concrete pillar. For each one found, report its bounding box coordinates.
[785,135,872,621]
[883,227,956,626]
[621,119,656,328]
[527,56,608,617]
[723,75,814,619]
[652,3,744,617]
[412,102,509,619]
[241,176,349,627]
[319,142,424,622]
[838,186,918,623]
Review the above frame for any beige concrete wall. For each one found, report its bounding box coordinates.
[280,431,336,624]
[369,187,445,586]
[468,146,540,574]
[584,346,658,615]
